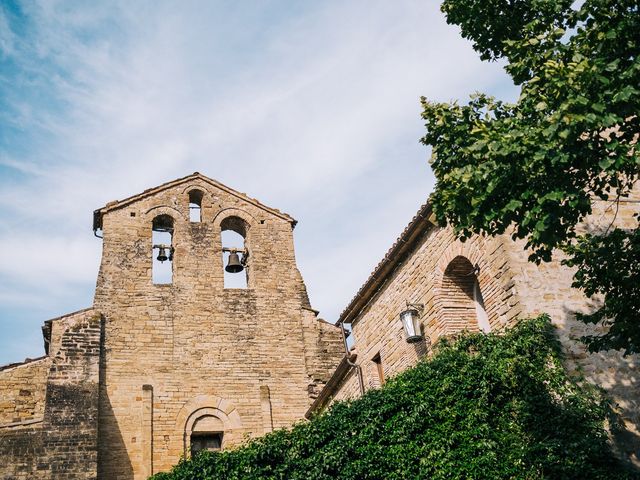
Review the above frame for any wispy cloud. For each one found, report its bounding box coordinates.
[0,0,515,364]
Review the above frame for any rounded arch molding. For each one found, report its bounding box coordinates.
[212,207,257,231]
[175,394,243,455]
[179,181,216,198]
[143,205,186,221]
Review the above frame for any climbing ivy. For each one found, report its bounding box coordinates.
[151,317,636,480]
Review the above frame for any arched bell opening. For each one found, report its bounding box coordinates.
[220,216,249,289]
[441,255,490,333]
[152,214,174,284]
[188,189,204,223]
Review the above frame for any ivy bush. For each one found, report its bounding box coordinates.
[151,317,637,480]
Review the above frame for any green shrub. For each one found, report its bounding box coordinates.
[151,316,637,479]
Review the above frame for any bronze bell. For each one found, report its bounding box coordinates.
[157,247,169,263]
[225,251,244,273]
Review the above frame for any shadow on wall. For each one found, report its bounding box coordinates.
[98,352,134,479]
[560,302,640,467]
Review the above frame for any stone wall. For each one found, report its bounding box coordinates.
[0,425,45,480]
[319,190,639,465]
[0,358,49,426]
[92,175,343,479]
[504,191,640,464]
[0,309,101,479]
[43,309,101,479]
[326,215,520,405]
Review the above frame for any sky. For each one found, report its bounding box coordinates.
[0,0,516,365]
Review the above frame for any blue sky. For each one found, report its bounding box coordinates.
[0,0,516,365]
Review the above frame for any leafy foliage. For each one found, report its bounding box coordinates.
[151,317,635,480]
[564,228,640,354]
[420,0,640,353]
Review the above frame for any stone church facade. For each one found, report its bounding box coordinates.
[0,173,638,478]
[0,173,344,479]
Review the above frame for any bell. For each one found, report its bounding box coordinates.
[225,251,244,273]
[156,247,169,263]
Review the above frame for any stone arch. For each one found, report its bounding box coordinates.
[180,183,219,222]
[211,207,256,231]
[213,209,256,288]
[179,182,215,197]
[174,395,242,456]
[143,205,186,221]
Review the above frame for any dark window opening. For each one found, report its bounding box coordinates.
[221,216,249,289]
[190,432,223,457]
[152,214,174,284]
[372,352,385,386]
[189,190,203,223]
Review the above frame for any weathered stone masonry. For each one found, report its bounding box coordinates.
[1,172,638,477]
[0,309,101,479]
[308,191,640,466]
[0,173,344,479]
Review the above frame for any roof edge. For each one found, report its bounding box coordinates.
[93,172,297,230]
[0,355,48,372]
[305,353,357,419]
[337,201,436,326]
[41,307,94,354]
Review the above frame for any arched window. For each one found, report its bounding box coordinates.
[190,414,224,457]
[220,216,249,289]
[152,214,174,284]
[441,256,489,333]
[188,190,203,223]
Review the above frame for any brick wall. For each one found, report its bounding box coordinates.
[319,190,639,465]
[327,222,519,405]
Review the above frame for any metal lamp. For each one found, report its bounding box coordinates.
[400,302,424,343]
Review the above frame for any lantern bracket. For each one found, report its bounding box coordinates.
[405,301,424,311]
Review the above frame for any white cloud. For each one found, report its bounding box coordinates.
[0,0,516,364]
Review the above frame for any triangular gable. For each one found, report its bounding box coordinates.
[93,172,296,231]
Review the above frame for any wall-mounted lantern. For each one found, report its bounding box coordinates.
[399,302,424,343]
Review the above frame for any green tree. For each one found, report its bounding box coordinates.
[421,0,640,354]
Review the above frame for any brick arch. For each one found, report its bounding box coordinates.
[439,255,481,334]
[175,395,243,456]
[434,238,485,279]
[433,237,494,335]
[432,234,518,335]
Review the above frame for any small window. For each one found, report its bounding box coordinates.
[372,352,385,386]
[190,432,223,457]
[152,214,174,284]
[189,190,203,223]
[190,414,224,457]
